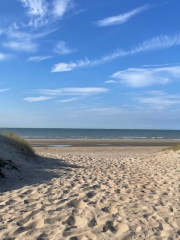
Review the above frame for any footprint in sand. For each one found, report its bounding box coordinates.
[67,199,87,209]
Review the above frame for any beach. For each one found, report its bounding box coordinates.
[0,140,180,239]
[28,138,180,147]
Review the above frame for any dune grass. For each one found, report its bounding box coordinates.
[163,143,180,152]
[2,131,35,157]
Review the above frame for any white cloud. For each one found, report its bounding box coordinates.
[52,52,128,72]
[2,41,37,53]
[25,88,108,103]
[28,55,53,62]
[35,87,109,96]
[0,89,10,93]
[6,28,57,41]
[19,0,48,28]
[132,33,180,53]
[0,26,57,53]
[0,53,10,61]
[137,91,180,109]
[20,0,47,17]
[95,5,149,27]
[52,0,74,18]
[52,33,180,72]
[24,96,55,102]
[105,80,117,84]
[1,28,57,53]
[18,0,74,28]
[140,63,180,68]
[111,66,180,87]
[58,97,79,102]
[54,41,76,54]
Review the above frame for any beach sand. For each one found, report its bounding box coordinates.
[0,141,180,239]
[28,139,180,147]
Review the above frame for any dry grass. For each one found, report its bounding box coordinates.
[2,131,35,157]
[163,143,180,152]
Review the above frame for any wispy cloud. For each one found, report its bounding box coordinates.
[0,53,11,61]
[94,5,149,27]
[52,33,180,72]
[52,0,74,18]
[1,1,75,56]
[58,97,79,103]
[136,91,180,109]
[105,80,117,84]
[54,41,76,54]
[111,65,180,87]
[28,55,53,62]
[1,27,56,53]
[5,28,57,41]
[19,0,48,28]
[24,96,55,102]
[20,0,47,17]
[25,88,108,103]
[140,63,180,68]
[132,33,180,53]
[19,0,74,28]
[34,87,109,96]
[0,89,10,93]
[2,41,37,53]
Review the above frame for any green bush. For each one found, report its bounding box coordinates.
[1,131,35,157]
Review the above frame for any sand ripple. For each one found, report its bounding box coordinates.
[0,146,180,239]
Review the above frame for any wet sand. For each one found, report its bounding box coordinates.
[27,139,180,147]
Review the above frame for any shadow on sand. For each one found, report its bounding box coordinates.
[0,154,83,193]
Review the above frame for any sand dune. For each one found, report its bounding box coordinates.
[0,142,180,239]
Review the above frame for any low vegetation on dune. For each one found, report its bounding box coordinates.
[163,143,180,152]
[1,131,35,157]
[0,157,20,178]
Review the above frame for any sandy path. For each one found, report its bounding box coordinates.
[0,146,180,240]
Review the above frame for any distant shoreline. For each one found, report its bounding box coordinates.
[27,139,180,147]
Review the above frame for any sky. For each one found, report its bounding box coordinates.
[1,0,180,129]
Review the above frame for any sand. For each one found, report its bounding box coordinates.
[0,140,180,239]
[28,139,180,147]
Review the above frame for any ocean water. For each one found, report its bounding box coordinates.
[0,128,180,140]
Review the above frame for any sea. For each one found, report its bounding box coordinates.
[0,128,180,140]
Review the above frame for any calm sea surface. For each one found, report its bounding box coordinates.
[0,128,180,140]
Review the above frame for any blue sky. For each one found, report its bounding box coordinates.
[1,0,180,129]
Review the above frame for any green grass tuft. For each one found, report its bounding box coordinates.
[2,131,35,157]
[162,143,180,152]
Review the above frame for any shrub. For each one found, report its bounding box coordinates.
[1,131,35,157]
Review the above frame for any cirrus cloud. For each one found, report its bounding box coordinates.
[54,41,76,55]
[0,89,10,93]
[34,87,109,96]
[111,65,180,87]
[2,41,38,53]
[24,96,55,102]
[52,32,180,72]
[24,88,109,103]
[28,55,53,62]
[52,0,74,18]
[94,5,149,27]
[135,91,180,109]
[19,0,75,28]
[0,53,11,61]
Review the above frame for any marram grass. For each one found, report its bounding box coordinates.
[163,143,180,152]
[2,131,35,157]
